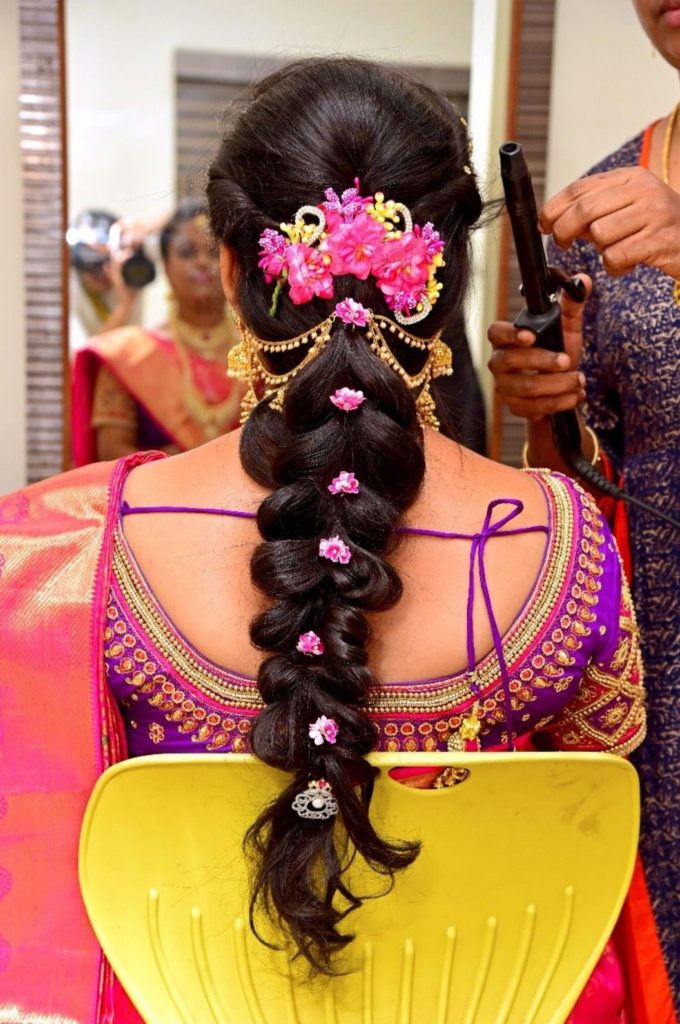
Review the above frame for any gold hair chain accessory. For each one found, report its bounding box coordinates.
[228,307,453,429]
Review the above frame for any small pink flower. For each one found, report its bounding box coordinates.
[329,387,365,412]
[328,471,360,496]
[325,212,386,280]
[297,631,325,656]
[418,222,445,261]
[335,298,370,326]
[286,243,334,304]
[257,228,288,282]
[322,185,371,226]
[309,715,339,746]
[319,535,352,564]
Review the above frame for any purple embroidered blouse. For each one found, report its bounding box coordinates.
[104,470,645,758]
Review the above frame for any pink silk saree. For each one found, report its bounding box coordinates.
[0,452,670,1022]
[71,326,242,467]
[0,454,160,1023]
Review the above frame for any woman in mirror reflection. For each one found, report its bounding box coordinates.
[489,3,680,1017]
[0,58,650,1022]
[71,199,243,465]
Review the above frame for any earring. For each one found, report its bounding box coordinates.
[226,325,259,423]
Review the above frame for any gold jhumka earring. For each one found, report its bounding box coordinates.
[227,308,453,429]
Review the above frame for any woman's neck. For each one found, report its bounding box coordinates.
[175,302,225,329]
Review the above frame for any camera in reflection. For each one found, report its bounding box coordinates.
[67,209,156,289]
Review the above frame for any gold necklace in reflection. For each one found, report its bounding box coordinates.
[168,306,242,439]
[169,307,234,360]
[661,101,680,307]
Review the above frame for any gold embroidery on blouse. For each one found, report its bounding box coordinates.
[105,594,255,751]
[367,471,580,717]
[109,472,608,752]
[547,572,646,758]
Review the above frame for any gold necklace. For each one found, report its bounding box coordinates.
[173,339,242,439]
[170,309,235,360]
[168,311,242,439]
[661,101,680,306]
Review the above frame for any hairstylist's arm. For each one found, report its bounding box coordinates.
[487,275,594,475]
[540,166,680,279]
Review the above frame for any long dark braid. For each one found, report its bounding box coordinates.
[207,57,482,972]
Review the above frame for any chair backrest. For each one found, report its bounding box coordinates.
[79,752,638,1024]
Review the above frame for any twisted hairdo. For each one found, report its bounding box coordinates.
[207,57,482,973]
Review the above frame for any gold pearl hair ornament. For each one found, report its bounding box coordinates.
[227,305,453,430]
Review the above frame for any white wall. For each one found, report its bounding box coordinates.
[546,0,678,196]
[466,0,514,392]
[0,0,26,493]
[66,0,474,325]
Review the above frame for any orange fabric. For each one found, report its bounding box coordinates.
[639,122,655,171]
[615,857,678,1024]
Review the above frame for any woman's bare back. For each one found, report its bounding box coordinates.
[121,429,550,683]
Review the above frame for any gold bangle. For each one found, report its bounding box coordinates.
[521,425,600,469]
[583,424,600,466]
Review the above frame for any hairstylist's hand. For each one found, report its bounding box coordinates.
[487,274,591,421]
[541,166,680,279]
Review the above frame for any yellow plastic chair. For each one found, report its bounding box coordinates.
[79,752,639,1024]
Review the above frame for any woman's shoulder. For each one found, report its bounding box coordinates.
[420,436,588,532]
[75,324,161,365]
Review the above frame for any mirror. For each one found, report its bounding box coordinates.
[64,0,487,465]
[14,0,674,481]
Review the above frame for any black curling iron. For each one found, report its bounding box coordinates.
[499,141,680,531]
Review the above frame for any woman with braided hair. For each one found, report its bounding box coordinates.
[0,58,647,1021]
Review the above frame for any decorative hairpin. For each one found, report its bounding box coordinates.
[258,182,445,326]
[297,631,325,656]
[319,536,352,564]
[330,388,365,411]
[309,715,339,746]
[292,779,339,820]
[328,471,360,496]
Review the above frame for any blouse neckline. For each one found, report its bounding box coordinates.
[112,471,575,693]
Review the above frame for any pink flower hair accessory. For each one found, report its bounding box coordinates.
[257,184,445,325]
[296,631,325,656]
[329,387,365,412]
[328,471,360,496]
[308,715,339,746]
[335,298,371,326]
[319,536,352,564]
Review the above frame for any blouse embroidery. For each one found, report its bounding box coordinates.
[104,470,645,756]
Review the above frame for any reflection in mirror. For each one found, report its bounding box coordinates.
[65,0,491,464]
